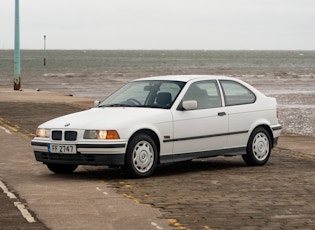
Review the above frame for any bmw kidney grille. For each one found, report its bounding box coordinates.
[52,130,77,141]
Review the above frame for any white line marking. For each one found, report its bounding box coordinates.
[14,202,36,223]
[151,222,164,229]
[0,180,16,199]
[0,126,12,134]
[0,180,36,223]
[96,186,108,195]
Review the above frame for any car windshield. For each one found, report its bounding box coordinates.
[98,80,185,109]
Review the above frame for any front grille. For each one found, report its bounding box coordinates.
[65,131,77,141]
[52,131,62,140]
[51,130,77,141]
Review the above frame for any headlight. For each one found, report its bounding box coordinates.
[36,128,50,138]
[83,130,120,140]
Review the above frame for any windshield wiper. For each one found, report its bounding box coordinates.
[98,104,132,107]
[98,104,166,109]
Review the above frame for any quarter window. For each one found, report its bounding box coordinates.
[220,80,256,106]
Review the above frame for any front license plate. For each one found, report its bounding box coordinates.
[49,144,76,154]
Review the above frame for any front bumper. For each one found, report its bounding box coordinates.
[31,141,127,166]
[34,151,125,166]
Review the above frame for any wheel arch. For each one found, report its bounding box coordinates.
[249,124,274,147]
[127,129,161,162]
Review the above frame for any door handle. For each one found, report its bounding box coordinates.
[218,112,226,116]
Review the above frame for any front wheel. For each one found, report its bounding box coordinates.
[124,134,158,178]
[46,164,78,174]
[242,127,271,166]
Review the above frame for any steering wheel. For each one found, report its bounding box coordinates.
[127,98,141,106]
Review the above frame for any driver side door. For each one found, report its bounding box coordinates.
[172,80,228,156]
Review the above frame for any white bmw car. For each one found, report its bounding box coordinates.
[31,75,282,178]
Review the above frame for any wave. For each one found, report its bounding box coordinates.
[43,73,87,78]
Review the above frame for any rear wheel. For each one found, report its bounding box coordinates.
[242,127,271,166]
[46,164,78,174]
[124,134,158,178]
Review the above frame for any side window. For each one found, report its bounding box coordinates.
[220,80,256,106]
[183,80,222,109]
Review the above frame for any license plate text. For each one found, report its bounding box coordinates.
[50,144,76,154]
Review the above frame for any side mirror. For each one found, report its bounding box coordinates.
[94,100,100,107]
[182,100,197,110]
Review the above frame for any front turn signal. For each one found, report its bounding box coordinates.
[106,130,120,139]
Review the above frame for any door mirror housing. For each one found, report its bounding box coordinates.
[94,100,100,107]
[182,100,197,110]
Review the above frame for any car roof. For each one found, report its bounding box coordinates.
[133,75,234,83]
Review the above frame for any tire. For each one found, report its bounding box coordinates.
[124,134,158,178]
[46,164,78,174]
[242,127,271,166]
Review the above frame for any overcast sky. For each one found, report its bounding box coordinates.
[1,0,314,50]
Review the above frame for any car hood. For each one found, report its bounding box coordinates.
[38,107,171,130]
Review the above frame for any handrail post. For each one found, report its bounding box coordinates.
[14,0,21,90]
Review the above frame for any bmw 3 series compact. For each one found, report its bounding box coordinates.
[31,75,282,178]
